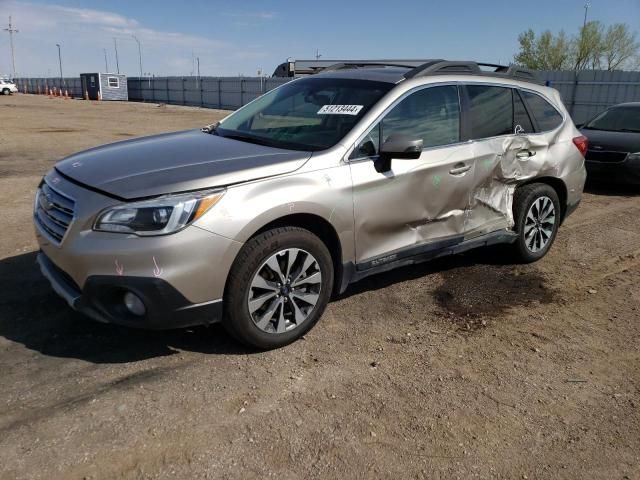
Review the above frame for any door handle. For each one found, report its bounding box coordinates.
[449,163,471,175]
[516,150,536,159]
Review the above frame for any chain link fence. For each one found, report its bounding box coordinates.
[14,70,640,124]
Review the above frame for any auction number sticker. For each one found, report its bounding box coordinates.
[317,104,364,115]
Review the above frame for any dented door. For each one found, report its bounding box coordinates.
[350,144,476,264]
[349,85,477,265]
[462,85,555,235]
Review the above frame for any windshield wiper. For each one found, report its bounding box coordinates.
[219,132,279,148]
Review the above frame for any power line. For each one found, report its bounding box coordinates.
[3,16,18,78]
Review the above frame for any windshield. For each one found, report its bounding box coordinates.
[584,106,640,133]
[215,77,393,151]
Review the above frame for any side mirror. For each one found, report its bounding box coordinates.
[375,134,423,173]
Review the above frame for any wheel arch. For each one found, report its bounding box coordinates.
[240,213,345,296]
[517,176,568,222]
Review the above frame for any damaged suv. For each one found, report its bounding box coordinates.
[35,60,587,349]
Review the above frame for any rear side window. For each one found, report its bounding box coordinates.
[465,85,513,139]
[520,91,563,131]
[513,90,534,134]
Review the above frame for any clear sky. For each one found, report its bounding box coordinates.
[1,0,639,78]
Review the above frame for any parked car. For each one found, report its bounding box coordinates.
[580,102,640,184]
[34,60,587,349]
[0,79,18,95]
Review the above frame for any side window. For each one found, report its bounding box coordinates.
[381,85,460,148]
[352,124,381,159]
[351,85,460,160]
[107,77,120,88]
[513,90,534,134]
[520,91,563,131]
[465,85,513,139]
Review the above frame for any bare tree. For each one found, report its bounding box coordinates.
[573,21,605,70]
[601,23,640,70]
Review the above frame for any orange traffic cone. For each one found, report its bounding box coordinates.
[64,89,69,99]
[48,88,52,99]
[84,90,89,101]
[97,91,102,101]
[37,85,41,95]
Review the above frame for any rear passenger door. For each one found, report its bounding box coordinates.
[462,84,542,236]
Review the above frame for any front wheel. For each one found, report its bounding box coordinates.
[511,183,561,263]
[2,89,10,96]
[223,226,334,349]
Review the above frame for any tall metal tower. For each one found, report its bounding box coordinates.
[3,16,18,78]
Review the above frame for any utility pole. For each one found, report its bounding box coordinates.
[315,48,322,60]
[3,16,18,78]
[583,2,591,29]
[113,37,120,74]
[132,34,143,78]
[55,43,63,83]
[103,48,109,72]
[196,56,200,88]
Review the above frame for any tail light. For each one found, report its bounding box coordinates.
[573,135,588,157]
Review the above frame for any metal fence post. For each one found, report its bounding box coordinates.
[218,79,222,109]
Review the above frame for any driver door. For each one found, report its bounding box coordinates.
[348,85,476,268]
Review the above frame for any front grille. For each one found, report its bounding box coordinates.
[585,149,628,163]
[34,181,75,244]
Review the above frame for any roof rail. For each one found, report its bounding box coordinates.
[322,61,425,72]
[404,60,542,84]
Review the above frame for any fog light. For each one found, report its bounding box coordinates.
[123,292,146,316]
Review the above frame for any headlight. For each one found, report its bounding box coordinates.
[628,152,640,161]
[94,189,224,236]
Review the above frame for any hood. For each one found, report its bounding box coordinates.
[55,130,312,199]
[580,128,640,153]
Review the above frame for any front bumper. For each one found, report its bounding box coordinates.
[34,171,243,329]
[37,252,223,329]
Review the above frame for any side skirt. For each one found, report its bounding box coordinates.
[337,230,517,293]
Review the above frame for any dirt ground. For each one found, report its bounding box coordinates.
[1,94,639,480]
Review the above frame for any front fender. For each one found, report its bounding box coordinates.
[194,165,356,263]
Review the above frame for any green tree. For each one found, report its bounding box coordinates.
[573,21,605,70]
[514,29,572,70]
[514,21,639,71]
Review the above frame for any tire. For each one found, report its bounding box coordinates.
[1,89,10,96]
[511,183,561,263]
[223,226,334,349]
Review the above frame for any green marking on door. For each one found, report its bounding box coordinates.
[483,158,493,171]
[432,175,442,188]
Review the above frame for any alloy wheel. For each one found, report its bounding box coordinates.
[247,248,322,334]
[524,196,556,253]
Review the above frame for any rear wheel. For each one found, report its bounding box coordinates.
[512,183,561,263]
[2,88,10,96]
[223,226,334,349]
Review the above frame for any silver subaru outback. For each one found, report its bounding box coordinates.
[34,60,587,349]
